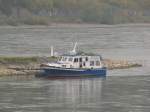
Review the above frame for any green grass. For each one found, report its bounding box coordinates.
[0,57,39,64]
[0,56,57,65]
[0,56,59,64]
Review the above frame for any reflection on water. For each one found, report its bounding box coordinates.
[0,76,104,112]
[47,78,103,112]
[0,75,150,112]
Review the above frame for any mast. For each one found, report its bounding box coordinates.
[72,42,77,54]
[51,46,54,57]
[70,42,77,55]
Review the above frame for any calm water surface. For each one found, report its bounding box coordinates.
[0,24,150,112]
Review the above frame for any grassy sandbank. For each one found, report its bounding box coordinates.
[0,56,142,77]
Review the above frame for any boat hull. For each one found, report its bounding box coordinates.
[36,67,107,78]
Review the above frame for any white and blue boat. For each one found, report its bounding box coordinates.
[37,43,107,78]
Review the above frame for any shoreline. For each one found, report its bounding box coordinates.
[0,23,150,28]
[0,56,142,77]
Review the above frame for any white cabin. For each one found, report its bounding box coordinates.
[45,43,104,69]
[55,55,103,69]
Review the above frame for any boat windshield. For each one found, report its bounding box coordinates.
[58,57,62,61]
[59,56,73,62]
[62,57,67,61]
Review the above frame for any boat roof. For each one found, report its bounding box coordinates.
[61,52,102,57]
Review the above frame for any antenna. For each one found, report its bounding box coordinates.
[72,42,77,53]
[50,46,54,57]
[70,42,78,55]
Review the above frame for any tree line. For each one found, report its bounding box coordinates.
[0,0,150,25]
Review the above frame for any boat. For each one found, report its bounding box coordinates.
[36,43,107,78]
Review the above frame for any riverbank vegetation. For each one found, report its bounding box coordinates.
[0,56,57,76]
[0,56,57,65]
[0,0,150,25]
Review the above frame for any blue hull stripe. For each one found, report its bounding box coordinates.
[37,67,107,77]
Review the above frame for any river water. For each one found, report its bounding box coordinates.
[0,24,150,112]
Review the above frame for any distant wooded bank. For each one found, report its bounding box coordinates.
[0,0,150,25]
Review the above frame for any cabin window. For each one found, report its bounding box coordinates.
[62,57,67,61]
[100,56,103,60]
[90,61,94,66]
[96,61,100,66]
[68,58,73,62]
[74,58,78,62]
[62,57,65,61]
[58,57,62,61]
[79,58,82,62]
[83,62,86,66]
[85,57,88,61]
